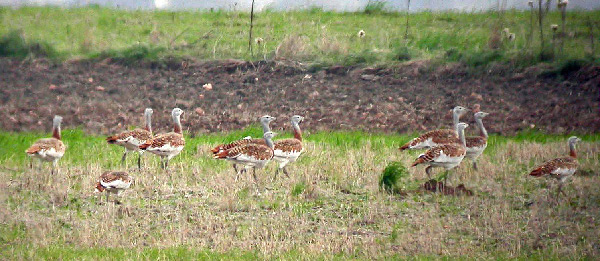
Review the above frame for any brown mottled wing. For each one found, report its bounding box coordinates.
[411,144,465,166]
[99,171,131,183]
[216,144,274,160]
[212,138,266,154]
[274,138,303,153]
[26,138,66,154]
[108,129,152,143]
[400,129,458,150]
[466,136,487,148]
[529,157,578,177]
[145,132,185,148]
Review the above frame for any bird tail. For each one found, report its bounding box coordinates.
[25,145,41,155]
[139,142,151,150]
[106,135,119,144]
[213,150,228,159]
[411,156,426,167]
[399,142,411,151]
[529,166,546,177]
[211,144,224,154]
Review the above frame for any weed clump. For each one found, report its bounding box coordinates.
[379,161,409,194]
[0,30,56,58]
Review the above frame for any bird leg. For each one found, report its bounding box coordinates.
[252,168,258,183]
[472,160,478,171]
[137,153,142,170]
[425,166,433,179]
[283,167,290,178]
[29,158,33,169]
[121,150,128,163]
[233,164,239,174]
[273,168,280,181]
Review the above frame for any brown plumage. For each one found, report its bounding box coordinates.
[529,136,581,198]
[139,108,185,170]
[411,144,467,167]
[211,138,265,154]
[274,138,303,153]
[107,108,153,169]
[211,115,276,155]
[272,115,305,178]
[465,136,487,148]
[26,115,65,177]
[464,111,489,170]
[213,132,277,182]
[95,171,133,204]
[400,129,459,150]
[399,106,468,150]
[214,143,274,161]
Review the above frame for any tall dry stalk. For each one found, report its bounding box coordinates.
[537,0,546,58]
[528,1,534,48]
[404,0,411,40]
[559,4,566,56]
[588,18,595,57]
[248,0,255,56]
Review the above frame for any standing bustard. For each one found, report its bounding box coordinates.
[139,108,185,170]
[400,106,468,150]
[411,122,469,184]
[213,131,277,182]
[273,115,305,179]
[106,108,153,169]
[94,171,133,204]
[465,111,489,170]
[529,136,581,199]
[26,115,66,180]
[211,115,276,172]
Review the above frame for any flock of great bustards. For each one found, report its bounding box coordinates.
[25,106,581,203]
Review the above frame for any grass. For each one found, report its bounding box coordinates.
[0,6,598,67]
[0,129,599,259]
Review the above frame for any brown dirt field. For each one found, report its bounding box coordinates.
[0,58,598,135]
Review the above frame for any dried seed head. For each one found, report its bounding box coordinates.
[357,30,366,38]
[255,37,264,45]
[558,0,568,7]
[503,28,510,35]
[551,24,559,31]
[528,1,533,7]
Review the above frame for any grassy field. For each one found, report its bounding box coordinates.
[1,128,599,259]
[0,6,598,67]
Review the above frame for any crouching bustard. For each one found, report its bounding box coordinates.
[26,115,66,183]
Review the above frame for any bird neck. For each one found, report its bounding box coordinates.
[458,128,466,147]
[173,115,182,134]
[453,112,460,133]
[261,121,271,134]
[569,141,577,158]
[145,113,152,133]
[52,122,61,140]
[265,136,274,149]
[476,117,488,138]
[292,122,302,141]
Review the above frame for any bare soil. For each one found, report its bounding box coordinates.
[0,58,598,135]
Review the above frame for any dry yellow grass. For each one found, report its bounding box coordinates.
[0,138,599,258]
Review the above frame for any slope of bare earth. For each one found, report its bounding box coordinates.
[0,58,598,135]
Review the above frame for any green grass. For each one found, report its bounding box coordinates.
[1,130,599,259]
[0,6,598,67]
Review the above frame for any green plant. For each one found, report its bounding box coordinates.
[364,1,388,15]
[0,30,55,58]
[379,161,409,194]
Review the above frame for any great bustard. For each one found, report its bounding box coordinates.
[106,108,153,169]
[211,115,276,172]
[94,171,133,204]
[529,136,581,199]
[26,115,66,181]
[139,108,185,170]
[465,111,489,170]
[213,131,277,182]
[400,106,469,150]
[411,122,469,185]
[272,115,305,179]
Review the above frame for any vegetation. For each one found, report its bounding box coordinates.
[0,6,598,68]
[1,129,599,259]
